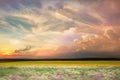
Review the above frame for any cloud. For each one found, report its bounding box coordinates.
[14,45,32,53]
[0,0,120,58]
[83,0,120,26]
[48,26,120,58]
[72,27,120,57]
[3,26,120,59]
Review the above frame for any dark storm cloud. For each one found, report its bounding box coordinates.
[72,51,120,58]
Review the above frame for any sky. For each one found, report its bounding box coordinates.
[0,0,120,59]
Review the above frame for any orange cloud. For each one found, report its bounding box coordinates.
[72,27,120,53]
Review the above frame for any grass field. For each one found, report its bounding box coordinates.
[0,61,120,66]
[0,61,120,80]
[0,66,120,80]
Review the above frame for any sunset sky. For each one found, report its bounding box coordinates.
[0,0,120,59]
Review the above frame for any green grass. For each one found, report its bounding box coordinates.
[0,66,120,80]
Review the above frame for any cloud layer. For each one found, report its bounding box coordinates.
[0,0,120,58]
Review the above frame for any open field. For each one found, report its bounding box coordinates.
[0,66,120,80]
[0,61,120,80]
[0,61,120,66]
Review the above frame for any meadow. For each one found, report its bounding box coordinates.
[0,61,120,66]
[0,61,120,80]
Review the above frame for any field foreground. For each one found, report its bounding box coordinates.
[0,66,120,80]
[0,61,120,80]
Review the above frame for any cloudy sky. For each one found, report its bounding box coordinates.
[0,0,120,59]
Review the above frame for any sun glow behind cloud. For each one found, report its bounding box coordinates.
[0,0,120,59]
